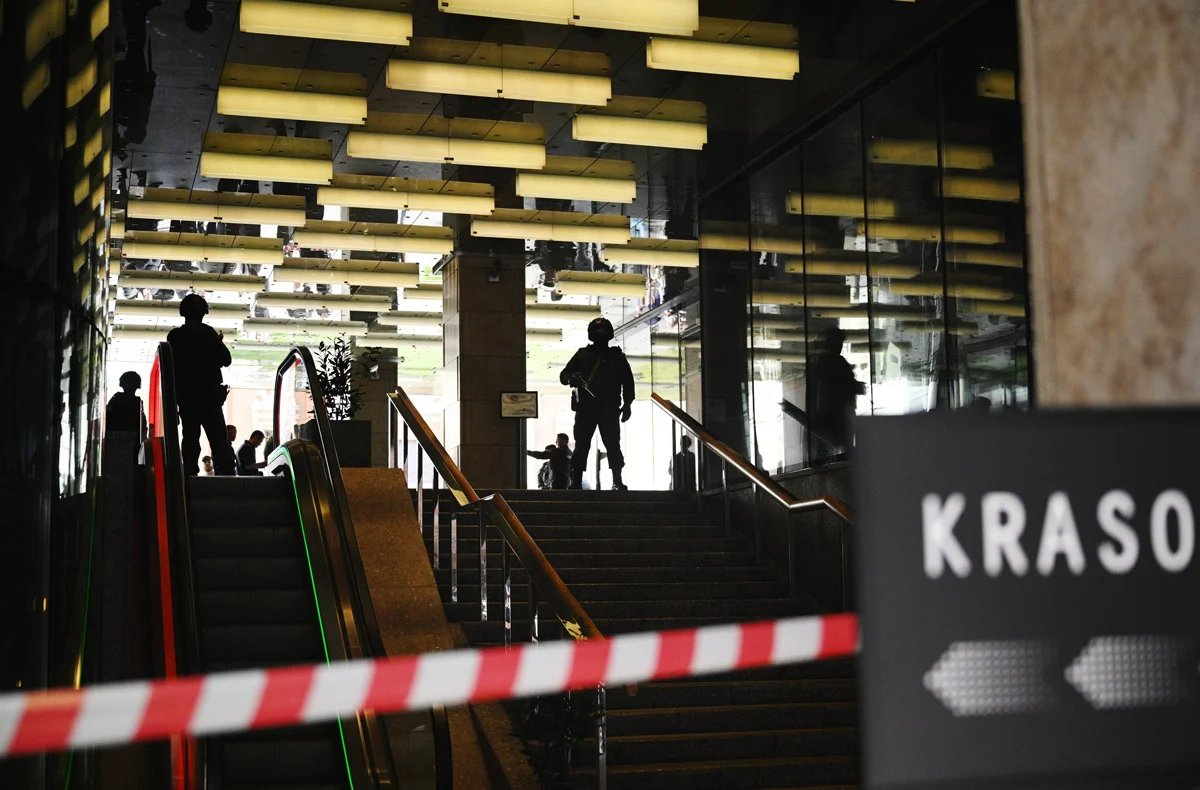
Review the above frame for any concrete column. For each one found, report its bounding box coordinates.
[1018,0,1200,405]
[441,250,527,489]
[354,355,399,468]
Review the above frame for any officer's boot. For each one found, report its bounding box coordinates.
[611,467,628,491]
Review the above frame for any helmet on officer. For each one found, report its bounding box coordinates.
[587,317,614,344]
[118,370,141,390]
[179,293,209,320]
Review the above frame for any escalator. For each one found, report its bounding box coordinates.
[145,342,449,789]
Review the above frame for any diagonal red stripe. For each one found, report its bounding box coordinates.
[566,639,611,690]
[11,690,84,755]
[363,656,417,711]
[654,629,696,680]
[136,677,203,741]
[817,613,860,659]
[252,666,314,728]
[735,620,776,670]
[470,646,523,702]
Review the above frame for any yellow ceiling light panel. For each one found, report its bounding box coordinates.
[128,187,308,226]
[26,0,67,61]
[388,38,611,105]
[64,120,78,149]
[941,175,1021,203]
[114,299,251,320]
[117,270,267,293]
[354,333,442,352]
[869,139,994,170]
[348,112,546,169]
[784,192,897,218]
[783,257,919,278]
[254,292,392,312]
[438,0,697,35]
[886,272,1016,301]
[573,96,707,150]
[516,155,636,203]
[962,299,1026,318]
[553,270,646,299]
[525,303,600,323]
[751,285,851,309]
[977,70,1016,100]
[699,221,818,256]
[218,63,368,125]
[472,208,630,244]
[201,131,333,185]
[239,0,413,44]
[272,258,420,289]
[122,230,284,265]
[90,0,110,39]
[319,174,495,215]
[646,16,798,80]
[292,219,454,255]
[110,218,125,238]
[948,247,1023,269]
[22,60,52,110]
[242,318,370,336]
[73,175,91,206]
[856,220,1004,245]
[375,311,443,330]
[65,58,97,109]
[112,327,171,342]
[399,285,443,302]
[600,237,699,268]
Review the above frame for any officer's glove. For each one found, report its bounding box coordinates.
[620,404,632,423]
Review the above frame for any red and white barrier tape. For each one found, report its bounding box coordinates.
[0,613,858,758]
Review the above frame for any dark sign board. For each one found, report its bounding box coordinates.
[855,411,1200,789]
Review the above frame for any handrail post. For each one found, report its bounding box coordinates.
[479,505,488,623]
[432,469,441,571]
[840,523,849,612]
[528,580,539,643]
[752,486,762,563]
[502,539,512,650]
[387,398,395,470]
[595,682,607,790]
[721,459,730,537]
[416,448,425,542]
[787,512,798,599]
[450,503,458,604]
[402,422,410,477]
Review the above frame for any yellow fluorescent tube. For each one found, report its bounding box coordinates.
[645,37,798,80]
[239,0,413,45]
[857,221,1005,245]
[515,173,636,203]
[242,318,370,335]
[271,266,420,288]
[977,70,1016,100]
[386,61,610,106]
[290,231,453,255]
[375,313,442,328]
[554,280,646,298]
[784,192,896,218]
[869,139,994,170]
[347,132,546,169]
[127,199,307,226]
[941,175,1021,203]
[317,186,494,215]
[117,272,268,292]
[783,258,919,278]
[572,114,706,150]
[354,334,442,351]
[254,293,392,311]
[200,151,333,185]
[217,85,367,125]
[121,242,282,265]
[438,0,698,35]
[601,246,698,268]
[471,219,630,245]
[949,248,1023,268]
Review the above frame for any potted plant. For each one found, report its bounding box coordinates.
[304,333,372,467]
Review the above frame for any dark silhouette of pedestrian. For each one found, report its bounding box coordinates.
[560,317,634,490]
[106,370,147,441]
[805,326,865,461]
[527,433,572,490]
[226,424,240,475]
[534,445,555,489]
[237,430,267,476]
[167,294,236,476]
[669,434,697,492]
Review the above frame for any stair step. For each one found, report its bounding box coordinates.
[588,726,858,765]
[576,754,859,789]
[607,702,858,736]
[608,678,858,708]
[195,557,311,590]
[200,624,323,666]
[198,590,315,626]
[435,580,791,602]
[439,566,778,584]
[193,527,302,559]
[420,523,730,540]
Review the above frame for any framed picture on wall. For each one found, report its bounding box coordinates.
[500,391,538,419]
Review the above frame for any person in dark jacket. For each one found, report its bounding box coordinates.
[560,317,635,490]
[167,293,236,476]
[527,433,572,490]
[106,370,147,441]
[805,326,865,460]
[237,429,267,476]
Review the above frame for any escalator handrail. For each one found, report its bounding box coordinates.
[388,387,602,641]
[650,392,855,524]
[148,342,204,790]
[273,346,387,658]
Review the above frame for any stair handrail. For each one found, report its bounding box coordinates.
[387,387,602,641]
[650,392,854,608]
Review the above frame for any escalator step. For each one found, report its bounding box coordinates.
[219,728,344,784]
[189,475,293,500]
[198,590,314,625]
[201,624,324,665]
[193,527,302,559]
[189,497,301,529]
[196,557,310,590]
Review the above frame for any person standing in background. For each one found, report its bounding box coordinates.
[527,433,572,490]
[560,318,634,490]
[167,293,236,476]
[105,370,147,442]
[237,430,267,476]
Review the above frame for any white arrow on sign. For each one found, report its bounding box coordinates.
[924,640,1060,716]
[1064,635,1198,710]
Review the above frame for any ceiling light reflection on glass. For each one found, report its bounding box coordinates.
[646,17,799,80]
[856,220,1004,245]
[785,192,897,218]
[869,139,994,170]
[239,0,413,45]
[438,0,698,35]
[940,175,1021,203]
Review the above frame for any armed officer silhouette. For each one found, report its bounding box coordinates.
[559,317,635,490]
